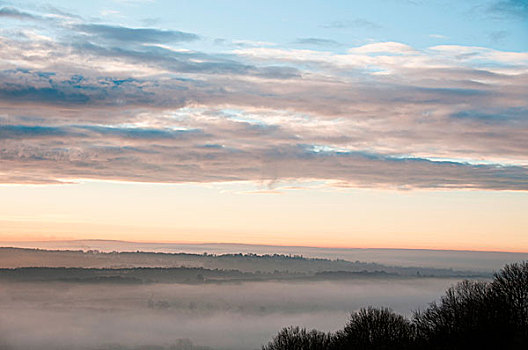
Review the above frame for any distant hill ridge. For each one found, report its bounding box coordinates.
[0,247,484,278]
[3,239,527,272]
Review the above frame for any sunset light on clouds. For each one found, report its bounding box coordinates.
[1,0,527,251]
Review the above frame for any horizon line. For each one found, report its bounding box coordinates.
[1,238,527,255]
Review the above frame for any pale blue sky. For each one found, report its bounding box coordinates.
[11,0,528,51]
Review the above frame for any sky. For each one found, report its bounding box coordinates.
[0,0,527,251]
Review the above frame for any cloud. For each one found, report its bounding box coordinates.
[347,42,416,54]
[451,108,527,124]
[77,125,204,139]
[0,125,71,139]
[0,6,38,20]
[2,134,528,189]
[75,24,199,44]
[294,38,340,47]
[488,0,528,19]
[0,6,527,190]
[0,85,91,105]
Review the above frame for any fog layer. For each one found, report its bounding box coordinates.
[0,278,466,350]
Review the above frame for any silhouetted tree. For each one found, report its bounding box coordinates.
[413,280,502,349]
[334,307,414,350]
[490,261,528,347]
[262,326,334,350]
[262,261,528,350]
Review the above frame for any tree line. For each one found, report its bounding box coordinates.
[263,261,528,349]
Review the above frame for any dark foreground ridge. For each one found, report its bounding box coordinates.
[263,261,528,350]
[0,266,448,284]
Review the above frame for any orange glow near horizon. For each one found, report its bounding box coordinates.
[1,180,527,253]
[1,234,527,254]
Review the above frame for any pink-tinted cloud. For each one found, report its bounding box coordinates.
[1,6,527,190]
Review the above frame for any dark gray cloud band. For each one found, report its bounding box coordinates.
[75,24,200,44]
